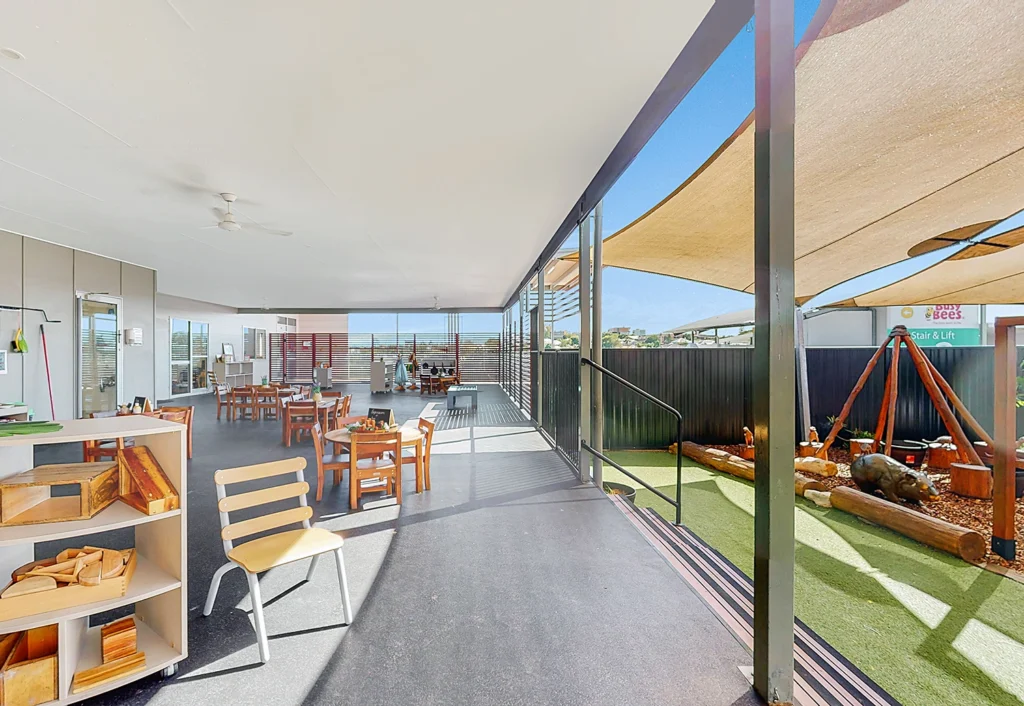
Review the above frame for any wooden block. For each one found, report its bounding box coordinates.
[0,627,59,706]
[100,617,137,664]
[0,550,136,623]
[101,550,125,579]
[949,463,993,499]
[0,462,118,526]
[78,562,101,587]
[71,652,146,694]
[10,559,55,583]
[118,446,179,515]
[24,626,57,661]
[1,576,57,599]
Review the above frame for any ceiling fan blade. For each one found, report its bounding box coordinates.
[233,207,290,236]
[264,229,293,237]
[211,207,227,221]
[198,225,220,230]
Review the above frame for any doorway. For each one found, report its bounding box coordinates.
[78,295,123,418]
[170,319,209,396]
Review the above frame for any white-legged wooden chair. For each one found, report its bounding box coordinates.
[203,457,354,663]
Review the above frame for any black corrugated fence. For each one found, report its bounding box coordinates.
[537,346,1024,451]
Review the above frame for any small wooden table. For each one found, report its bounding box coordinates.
[325,422,426,494]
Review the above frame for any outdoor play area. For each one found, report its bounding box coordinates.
[589,323,1024,705]
[605,452,1024,706]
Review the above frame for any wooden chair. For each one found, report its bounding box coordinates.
[299,385,312,398]
[214,384,231,420]
[416,417,435,491]
[419,366,436,395]
[348,431,402,510]
[340,395,352,417]
[158,405,194,459]
[310,422,348,501]
[282,399,316,447]
[321,391,342,398]
[82,410,130,462]
[254,388,279,421]
[229,386,255,421]
[203,457,353,663]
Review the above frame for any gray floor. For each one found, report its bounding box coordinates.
[39,384,759,705]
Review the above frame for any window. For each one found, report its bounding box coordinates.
[243,327,267,360]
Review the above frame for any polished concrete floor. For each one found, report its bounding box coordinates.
[39,384,759,705]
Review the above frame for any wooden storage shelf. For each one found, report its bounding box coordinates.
[0,416,187,702]
[214,360,254,388]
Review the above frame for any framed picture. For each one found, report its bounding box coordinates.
[222,342,234,357]
[0,349,6,375]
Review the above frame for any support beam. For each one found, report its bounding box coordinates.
[752,0,796,702]
[592,201,604,488]
[579,215,592,483]
[993,319,1017,561]
[536,266,544,428]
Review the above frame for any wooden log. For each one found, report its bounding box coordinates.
[903,338,983,466]
[830,486,986,563]
[883,337,901,457]
[679,442,824,496]
[818,335,894,457]
[925,443,958,471]
[872,342,898,450]
[794,456,838,477]
[949,463,993,500]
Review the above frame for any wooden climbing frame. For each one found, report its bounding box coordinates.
[817,325,985,468]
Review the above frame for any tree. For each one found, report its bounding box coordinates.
[602,332,622,348]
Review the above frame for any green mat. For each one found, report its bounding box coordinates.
[0,421,63,437]
[606,450,1024,706]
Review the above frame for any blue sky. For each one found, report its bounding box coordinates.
[354,0,1021,336]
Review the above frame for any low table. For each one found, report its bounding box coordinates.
[446,385,478,411]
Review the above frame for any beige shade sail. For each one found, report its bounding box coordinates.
[826,225,1024,306]
[599,0,1024,304]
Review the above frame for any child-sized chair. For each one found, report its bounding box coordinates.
[203,457,354,663]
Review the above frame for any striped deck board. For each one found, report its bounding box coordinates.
[612,498,900,706]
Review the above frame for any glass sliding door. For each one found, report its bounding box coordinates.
[191,322,209,392]
[171,319,210,396]
[79,295,123,418]
[170,319,191,396]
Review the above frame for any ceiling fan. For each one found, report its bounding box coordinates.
[200,193,292,236]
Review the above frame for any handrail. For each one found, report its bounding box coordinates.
[581,357,683,525]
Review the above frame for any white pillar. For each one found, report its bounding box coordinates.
[591,201,604,488]
[579,215,592,482]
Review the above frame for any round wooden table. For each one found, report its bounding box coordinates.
[325,422,426,496]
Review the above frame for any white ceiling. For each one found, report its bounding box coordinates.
[0,1,713,309]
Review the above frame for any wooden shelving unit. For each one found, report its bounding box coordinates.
[214,359,254,388]
[0,416,187,704]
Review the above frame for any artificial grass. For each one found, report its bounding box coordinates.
[606,450,1024,706]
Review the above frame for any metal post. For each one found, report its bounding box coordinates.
[592,201,604,488]
[753,0,796,702]
[579,215,592,482]
[537,265,545,428]
[795,307,811,441]
[519,291,525,412]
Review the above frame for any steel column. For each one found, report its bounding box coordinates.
[579,216,592,483]
[537,265,544,428]
[592,201,604,488]
[752,0,796,703]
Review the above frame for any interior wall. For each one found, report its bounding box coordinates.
[0,230,155,420]
[155,294,281,400]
